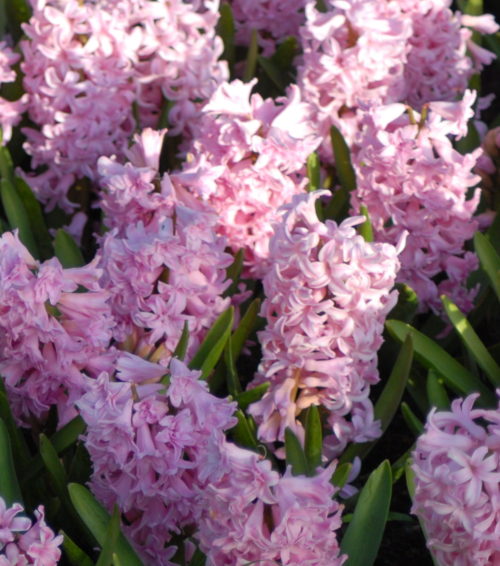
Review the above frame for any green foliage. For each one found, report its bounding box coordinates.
[68,484,144,566]
[340,461,392,566]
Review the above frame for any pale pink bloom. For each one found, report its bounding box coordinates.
[296,0,497,159]
[297,0,412,156]
[412,394,500,566]
[0,41,27,144]
[248,192,401,455]
[196,437,346,565]
[20,0,227,210]
[78,357,236,566]
[97,128,233,358]
[0,231,115,426]
[0,497,62,565]
[350,99,481,313]
[175,80,321,277]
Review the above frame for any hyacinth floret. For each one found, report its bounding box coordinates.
[77,356,237,566]
[350,96,481,314]
[175,79,321,277]
[412,393,500,566]
[0,231,115,426]
[296,0,497,158]
[196,437,346,565]
[249,191,402,456]
[0,497,63,566]
[0,41,27,145]
[20,0,227,210]
[98,129,233,358]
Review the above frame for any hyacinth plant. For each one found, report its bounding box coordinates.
[1,0,500,565]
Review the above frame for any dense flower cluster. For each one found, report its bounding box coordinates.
[98,129,233,358]
[20,0,227,210]
[197,438,346,566]
[0,41,27,144]
[0,232,114,426]
[0,497,62,565]
[176,79,320,276]
[248,192,402,455]
[297,0,497,156]
[350,98,481,313]
[78,357,237,566]
[412,394,500,566]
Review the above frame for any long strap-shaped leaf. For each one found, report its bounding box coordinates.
[442,295,500,387]
[474,232,500,301]
[68,484,144,566]
[385,320,494,405]
[54,229,85,268]
[340,460,392,566]
[189,306,234,379]
[1,177,39,258]
[0,418,23,506]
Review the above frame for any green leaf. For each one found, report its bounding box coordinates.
[331,462,352,489]
[188,546,207,566]
[14,177,54,260]
[306,153,321,193]
[257,55,287,92]
[0,143,13,180]
[95,505,121,566]
[172,321,190,362]
[0,418,23,506]
[455,119,481,154]
[340,335,413,464]
[39,434,68,495]
[54,229,85,268]
[400,402,424,436]
[1,177,39,258]
[358,205,374,242]
[271,36,298,69]
[388,283,419,323]
[216,3,235,73]
[231,409,259,449]
[484,33,500,59]
[235,382,269,411]
[243,29,258,82]
[231,298,261,361]
[376,335,414,431]
[463,0,483,16]
[68,483,144,566]
[474,231,500,301]
[5,0,31,42]
[224,336,242,397]
[323,185,350,221]
[223,249,244,298]
[426,369,449,410]
[284,427,308,476]
[61,531,95,566]
[22,416,86,484]
[0,387,31,473]
[340,460,392,566]
[189,306,234,379]
[304,405,322,475]
[385,320,494,404]
[330,125,356,193]
[442,295,500,387]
